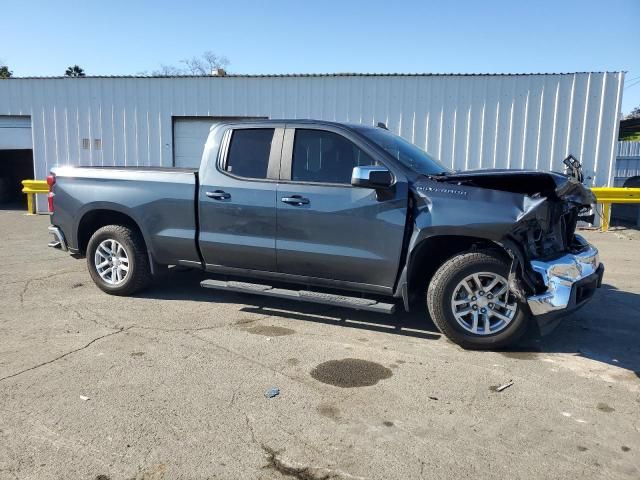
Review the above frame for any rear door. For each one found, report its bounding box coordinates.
[276,125,409,291]
[198,124,284,272]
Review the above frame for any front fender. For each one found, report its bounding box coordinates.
[394,180,550,309]
[412,181,547,242]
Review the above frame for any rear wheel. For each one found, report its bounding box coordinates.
[426,250,530,349]
[86,225,152,296]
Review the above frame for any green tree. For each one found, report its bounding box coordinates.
[64,65,85,77]
[0,65,12,78]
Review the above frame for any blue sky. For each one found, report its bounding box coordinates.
[2,0,639,113]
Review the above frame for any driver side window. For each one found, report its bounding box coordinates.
[291,129,378,184]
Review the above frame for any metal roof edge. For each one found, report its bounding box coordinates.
[1,71,626,80]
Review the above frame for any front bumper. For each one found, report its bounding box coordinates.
[526,235,603,325]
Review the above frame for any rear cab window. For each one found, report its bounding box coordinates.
[224,128,274,179]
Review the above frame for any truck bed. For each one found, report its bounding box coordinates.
[50,165,200,265]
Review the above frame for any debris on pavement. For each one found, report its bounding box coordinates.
[79,395,90,401]
[495,381,514,392]
[264,387,280,398]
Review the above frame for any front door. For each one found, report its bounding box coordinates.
[276,126,408,291]
[198,125,283,272]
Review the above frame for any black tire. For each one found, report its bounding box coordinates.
[426,250,530,350]
[86,225,152,296]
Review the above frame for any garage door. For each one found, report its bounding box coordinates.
[0,116,32,150]
[173,117,265,168]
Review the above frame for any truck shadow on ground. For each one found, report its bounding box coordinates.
[529,284,640,379]
[140,270,640,378]
[141,268,442,341]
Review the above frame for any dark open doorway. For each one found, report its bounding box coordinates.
[0,149,35,208]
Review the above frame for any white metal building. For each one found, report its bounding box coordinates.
[614,141,640,186]
[0,72,625,211]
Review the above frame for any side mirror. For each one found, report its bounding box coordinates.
[351,166,393,189]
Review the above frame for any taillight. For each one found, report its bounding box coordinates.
[47,174,55,212]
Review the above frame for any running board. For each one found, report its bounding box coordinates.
[200,279,396,314]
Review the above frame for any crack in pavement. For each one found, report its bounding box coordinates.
[0,327,131,383]
[243,404,349,478]
[14,269,84,306]
[262,445,366,480]
[72,309,119,330]
[7,268,82,288]
[130,324,227,333]
[184,330,320,390]
[245,414,258,446]
[18,281,30,307]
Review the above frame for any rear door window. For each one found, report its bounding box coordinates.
[291,129,378,184]
[225,128,274,179]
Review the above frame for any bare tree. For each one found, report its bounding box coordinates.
[151,64,185,76]
[180,51,229,75]
[150,51,230,76]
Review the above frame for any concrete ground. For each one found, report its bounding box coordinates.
[0,210,638,480]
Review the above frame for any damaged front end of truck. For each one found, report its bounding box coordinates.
[404,168,604,334]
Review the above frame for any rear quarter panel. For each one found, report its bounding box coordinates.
[51,167,199,264]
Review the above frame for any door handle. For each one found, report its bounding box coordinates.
[281,195,310,206]
[206,190,231,200]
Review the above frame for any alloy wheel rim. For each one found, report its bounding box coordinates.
[94,239,130,285]
[450,272,518,335]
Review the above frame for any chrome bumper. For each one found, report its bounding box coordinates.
[48,225,68,252]
[526,236,603,317]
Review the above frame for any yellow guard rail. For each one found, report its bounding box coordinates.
[591,187,640,232]
[18,179,640,229]
[21,179,48,215]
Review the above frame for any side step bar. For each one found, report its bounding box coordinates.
[200,279,396,314]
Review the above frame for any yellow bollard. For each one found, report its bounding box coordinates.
[26,193,35,215]
[21,179,49,215]
[601,203,610,232]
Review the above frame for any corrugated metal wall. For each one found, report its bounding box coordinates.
[617,140,640,157]
[0,73,624,204]
[614,141,640,186]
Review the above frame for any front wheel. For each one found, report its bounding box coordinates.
[86,225,152,296]
[426,250,530,349]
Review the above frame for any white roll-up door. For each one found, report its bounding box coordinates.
[174,119,219,168]
[0,116,32,150]
[173,117,265,168]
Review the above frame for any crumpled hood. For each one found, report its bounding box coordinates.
[408,169,595,299]
[409,168,593,255]
[436,169,595,205]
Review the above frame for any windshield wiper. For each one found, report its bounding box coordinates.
[421,172,451,181]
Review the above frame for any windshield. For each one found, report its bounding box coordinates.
[356,127,452,176]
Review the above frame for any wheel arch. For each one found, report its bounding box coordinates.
[401,234,510,309]
[622,175,640,188]
[74,206,159,275]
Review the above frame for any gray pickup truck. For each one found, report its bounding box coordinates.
[47,120,603,349]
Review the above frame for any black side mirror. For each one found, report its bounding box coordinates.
[351,166,393,189]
